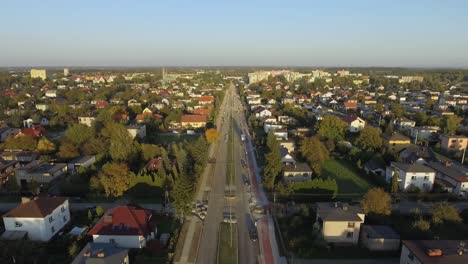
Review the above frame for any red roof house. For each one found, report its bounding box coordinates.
[88,206,156,248]
[20,125,44,139]
[198,96,215,105]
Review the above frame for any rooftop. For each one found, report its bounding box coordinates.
[3,197,68,218]
[403,240,468,264]
[71,242,128,264]
[317,202,364,222]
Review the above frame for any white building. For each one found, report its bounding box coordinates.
[127,124,146,139]
[342,116,366,133]
[78,116,96,127]
[2,197,70,241]
[385,162,435,192]
[316,202,365,245]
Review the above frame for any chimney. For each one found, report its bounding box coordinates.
[21,197,31,204]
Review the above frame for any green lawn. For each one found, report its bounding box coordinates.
[219,223,238,264]
[321,159,373,197]
[149,134,201,144]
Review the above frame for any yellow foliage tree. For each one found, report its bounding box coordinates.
[37,137,56,153]
[205,128,220,144]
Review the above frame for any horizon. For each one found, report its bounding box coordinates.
[2,0,468,67]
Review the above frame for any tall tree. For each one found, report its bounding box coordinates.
[2,134,37,151]
[37,137,56,154]
[356,126,383,151]
[103,122,139,162]
[65,123,95,146]
[263,132,282,189]
[300,136,329,175]
[171,172,193,218]
[205,128,220,144]
[316,115,347,141]
[96,162,131,197]
[58,141,80,159]
[361,188,392,216]
[442,115,462,135]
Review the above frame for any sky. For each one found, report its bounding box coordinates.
[1,0,468,67]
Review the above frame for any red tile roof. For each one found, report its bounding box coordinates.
[88,206,152,236]
[198,96,214,103]
[343,102,358,108]
[181,115,207,123]
[193,109,211,115]
[21,125,44,139]
[95,101,108,109]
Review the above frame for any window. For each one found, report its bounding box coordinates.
[347,222,355,228]
[424,176,429,180]
[61,206,65,213]
[51,226,55,233]
[15,221,22,227]
[346,232,353,238]
[49,216,54,223]
[411,176,416,180]
[63,216,67,222]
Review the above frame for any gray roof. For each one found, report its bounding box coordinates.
[362,225,400,239]
[403,240,468,264]
[71,242,128,264]
[317,202,364,222]
[391,162,435,173]
[69,155,95,165]
[283,163,312,173]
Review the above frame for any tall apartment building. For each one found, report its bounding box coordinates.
[64,68,70,76]
[30,69,47,80]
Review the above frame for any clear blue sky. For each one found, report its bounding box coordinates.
[1,0,468,67]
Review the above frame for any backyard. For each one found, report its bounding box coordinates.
[321,159,373,199]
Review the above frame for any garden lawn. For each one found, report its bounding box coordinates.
[321,159,373,198]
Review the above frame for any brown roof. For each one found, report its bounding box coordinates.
[3,197,67,218]
[181,115,207,123]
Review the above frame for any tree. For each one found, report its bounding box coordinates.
[391,167,399,193]
[5,175,19,192]
[442,115,462,135]
[205,128,220,144]
[316,115,347,141]
[103,122,139,162]
[355,126,382,151]
[2,134,37,151]
[68,241,78,257]
[391,103,405,118]
[58,141,80,159]
[263,132,282,189]
[432,202,462,224]
[141,144,160,161]
[36,137,56,153]
[65,123,95,146]
[97,163,131,197]
[87,210,93,221]
[361,188,391,215]
[96,205,105,217]
[171,173,193,218]
[300,136,329,175]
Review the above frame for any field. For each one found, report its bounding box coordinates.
[321,159,373,198]
[218,223,238,264]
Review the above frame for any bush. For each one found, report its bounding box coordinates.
[292,178,338,198]
[413,218,430,231]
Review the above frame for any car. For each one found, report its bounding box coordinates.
[249,227,258,242]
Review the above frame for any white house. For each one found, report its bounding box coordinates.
[88,205,156,249]
[426,161,468,199]
[283,163,312,182]
[127,124,146,139]
[393,117,416,131]
[316,202,365,245]
[254,107,272,119]
[2,197,70,241]
[45,90,57,98]
[342,116,366,133]
[385,162,435,192]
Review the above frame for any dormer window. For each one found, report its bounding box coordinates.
[15,221,22,227]
[49,216,54,223]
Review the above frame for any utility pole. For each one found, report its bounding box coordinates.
[462,147,466,165]
[414,129,419,145]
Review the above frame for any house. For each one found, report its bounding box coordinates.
[410,126,439,141]
[385,162,435,192]
[198,95,214,105]
[283,163,312,182]
[127,124,146,139]
[273,128,288,140]
[316,202,365,245]
[67,156,96,174]
[0,127,20,142]
[181,115,207,128]
[2,197,70,241]
[15,161,68,187]
[343,101,358,111]
[400,240,468,264]
[0,150,38,164]
[394,117,416,131]
[95,101,109,109]
[426,161,468,199]
[279,140,295,153]
[440,135,468,152]
[364,159,385,177]
[360,225,400,251]
[385,132,411,150]
[19,125,44,139]
[280,147,296,165]
[193,108,211,116]
[254,107,272,119]
[341,116,366,133]
[88,205,156,248]
[71,242,129,264]
[78,116,96,127]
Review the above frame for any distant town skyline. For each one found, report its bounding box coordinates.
[2,0,468,67]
